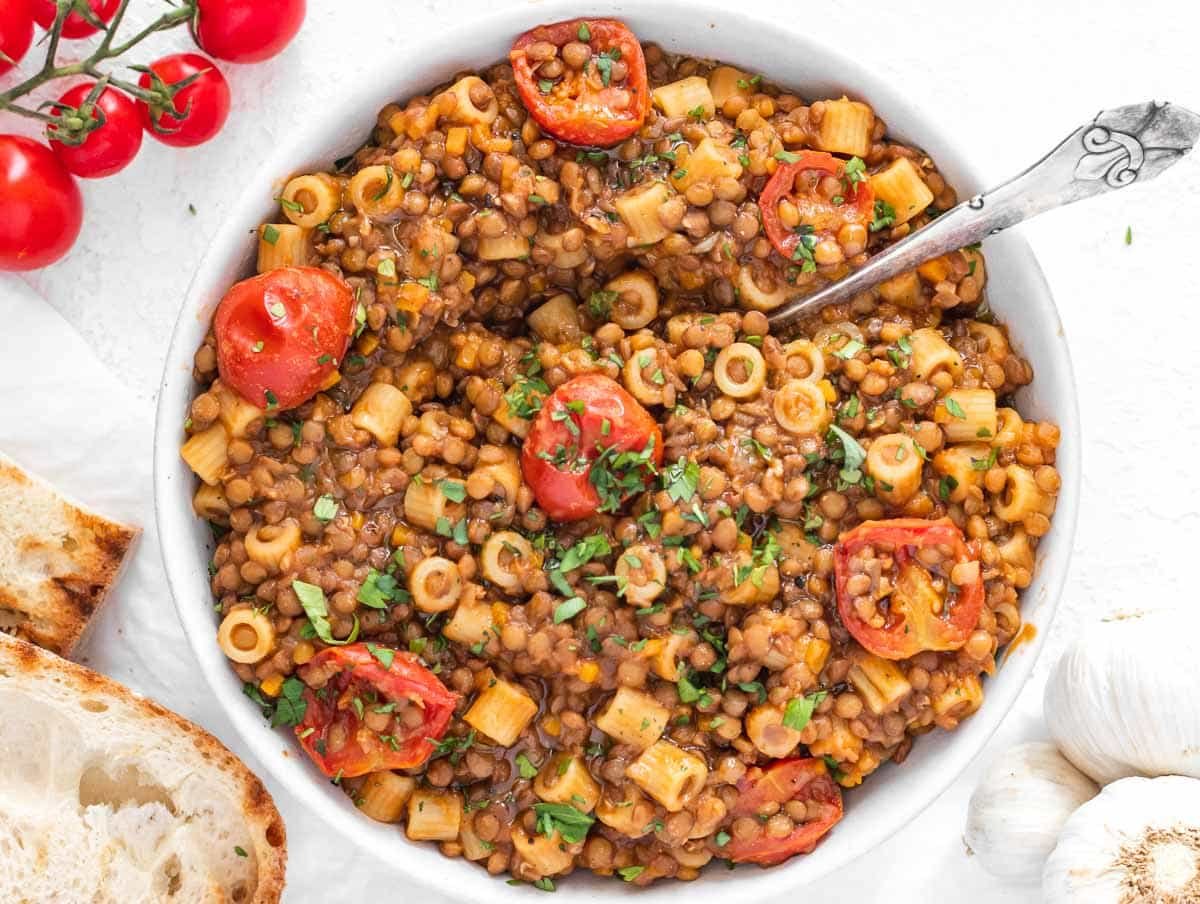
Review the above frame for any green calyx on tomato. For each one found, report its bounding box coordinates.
[295,643,458,779]
[758,150,874,267]
[520,373,663,522]
[834,517,985,660]
[213,266,356,411]
[509,18,650,148]
[726,758,844,865]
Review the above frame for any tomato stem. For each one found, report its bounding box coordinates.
[0,0,198,126]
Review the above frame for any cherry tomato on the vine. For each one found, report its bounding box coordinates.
[48,83,143,179]
[193,0,306,64]
[0,136,83,271]
[30,0,120,39]
[137,53,231,148]
[0,0,34,76]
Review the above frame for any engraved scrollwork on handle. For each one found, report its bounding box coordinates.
[1074,101,1196,188]
[1077,125,1144,187]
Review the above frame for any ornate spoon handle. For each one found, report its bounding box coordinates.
[767,101,1200,328]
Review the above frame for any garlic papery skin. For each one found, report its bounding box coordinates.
[1044,608,1200,785]
[1043,775,1200,903]
[964,741,1098,883]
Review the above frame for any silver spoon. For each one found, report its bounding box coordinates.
[767,101,1200,328]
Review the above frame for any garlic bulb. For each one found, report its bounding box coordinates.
[1043,775,1200,902]
[964,741,1098,883]
[1044,608,1200,785]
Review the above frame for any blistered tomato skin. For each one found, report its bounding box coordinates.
[521,373,663,521]
[213,266,356,411]
[509,17,650,147]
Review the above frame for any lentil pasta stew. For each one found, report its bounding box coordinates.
[179,16,1061,888]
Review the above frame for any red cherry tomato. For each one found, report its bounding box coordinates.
[726,758,844,866]
[295,644,458,779]
[758,151,874,264]
[0,136,83,272]
[510,18,650,147]
[213,266,356,411]
[137,53,231,148]
[520,373,662,522]
[48,83,143,179]
[30,0,119,39]
[193,0,305,63]
[834,517,985,660]
[0,0,33,76]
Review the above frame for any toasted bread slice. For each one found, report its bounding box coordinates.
[0,634,287,903]
[0,449,140,657]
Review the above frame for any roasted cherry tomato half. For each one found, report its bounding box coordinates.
[295,644,458,779]
[48,82,143,179]
[834,517,985,660]
[0,135,83,272]
[193,0,306,64]
[726,758,844,866]
[758,150,874,266]
[0,0,34,76]
[137,52,231,147]
[30,0,119,39]
[213,266,356,411]
[510,17,650,148]
[521,373,662,522]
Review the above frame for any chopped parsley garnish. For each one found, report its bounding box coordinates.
[553,596,587,624]
[358,569,408,608]
[577,21,591,41]
[370,165,394,201]
[533,802,594,843]
[939,474,959,501]
[687,104,707,120]
[945,397,967,419]
[589,437,658,513]
[843,156,867,184]
[782,690,828,731]
[436,478,467,503]
[516,752,540,780]
[261,224,280,245]
[827,424,867,485]
[870,198,896,232]
[833,339,864,360]
[587,289,618,319]
[662,457,700,502]
[376,258,397,279]
[366,643,395,668]
[293,579,359,646]
[313,494,338,522]
[617,866,645,882]
[774,149,800,164]
[244,677,307,728]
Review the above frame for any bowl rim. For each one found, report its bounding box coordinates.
[153,1,1082,898]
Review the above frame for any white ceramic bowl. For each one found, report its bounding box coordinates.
[154,1,1081,898]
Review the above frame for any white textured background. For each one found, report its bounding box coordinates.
[6,0,1200,901]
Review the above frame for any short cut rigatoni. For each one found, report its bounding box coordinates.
[256,223,308,273]
[594,687,669,749]
[814,97,874,157]
[625,740,708,813]
[406,789,462,841]
[870,157,935,225]
[464,676,537,746]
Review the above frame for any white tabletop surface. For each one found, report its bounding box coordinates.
[6,0,1200,900]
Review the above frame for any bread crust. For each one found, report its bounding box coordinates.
[0,452,140,657]
[0,633,287,902]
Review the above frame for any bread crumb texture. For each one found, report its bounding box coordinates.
[0,634,286,903]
